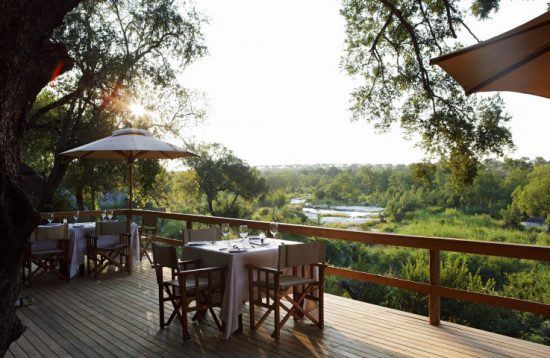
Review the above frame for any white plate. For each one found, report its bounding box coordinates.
[228,248,247,253]
[187,241,208,246]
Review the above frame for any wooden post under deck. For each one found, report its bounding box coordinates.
[429,249,440,325]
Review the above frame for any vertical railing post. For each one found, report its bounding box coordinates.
[429,249,440,325]
[186,221,193,230]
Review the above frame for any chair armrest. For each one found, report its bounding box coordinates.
[181,266,226,275]
[246,264,282,274]
[178,259,201,270]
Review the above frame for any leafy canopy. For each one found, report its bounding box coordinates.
[188,143,267,217]
[341,0,514,185]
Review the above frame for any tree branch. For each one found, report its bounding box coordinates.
[370,14,393,53]
[378,0,434,99]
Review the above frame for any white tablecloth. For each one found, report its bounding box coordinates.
[32,222,140,278]
[182,239,299,339]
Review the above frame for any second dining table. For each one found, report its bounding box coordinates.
[181,238,300,339]
[32,221,140,278]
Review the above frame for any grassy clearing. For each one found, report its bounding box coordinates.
[370,208,550,246]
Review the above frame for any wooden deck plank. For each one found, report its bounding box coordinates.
[329,294,549,357]
[7,261,549,358]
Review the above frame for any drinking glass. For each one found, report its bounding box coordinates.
[221,223,230,239]
[101,209,106,221]
[107,210,113,220]
[239,225,248,248]
[62,218,68,224]
[47,213,54,225]
[73,210,79,224]
[269,222,279,239]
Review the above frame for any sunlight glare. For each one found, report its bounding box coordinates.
[129,102,146,117]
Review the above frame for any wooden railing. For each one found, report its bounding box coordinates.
[42,209,550,322]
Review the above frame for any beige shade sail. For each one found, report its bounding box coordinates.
[60,128,197,210]
[430,11,550,98]
[60,128,196,160]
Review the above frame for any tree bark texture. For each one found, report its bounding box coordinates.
[0,1,80,355]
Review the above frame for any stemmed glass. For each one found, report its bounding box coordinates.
[47,213,54,226]
[101,209,107,221]
[239,225,248,248]
[107,210,113,220]
[221,223,230,239]
[73,210,79,224]
[270,222,279,239]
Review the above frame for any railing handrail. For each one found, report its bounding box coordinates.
[129,209,550,262]
[41,208,550,318]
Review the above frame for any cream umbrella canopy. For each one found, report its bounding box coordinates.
[60,128,197,210]
[430,11,550,98]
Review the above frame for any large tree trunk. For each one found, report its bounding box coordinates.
[0,1,80,355]
[39,157,71,211]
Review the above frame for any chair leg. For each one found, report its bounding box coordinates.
[159,290,165,329]
[180,302,190,341]
[248,269,255,330]
[27,259,32,288]
[274,292,281,341]
[319,284,324,329]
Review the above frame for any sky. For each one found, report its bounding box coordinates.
[178,0,550,167]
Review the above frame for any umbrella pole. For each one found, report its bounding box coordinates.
[127,158,134,272]
[129,158,134,211]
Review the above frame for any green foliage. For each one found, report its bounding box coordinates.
[187,143,267,217]
[340,0,513,185]
[23,0,206,210]
[513,165,550,220]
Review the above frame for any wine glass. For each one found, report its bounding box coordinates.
[62,218,68,224]
[47,212,54,226]
[73,210,79,224]
[101,209,106,221]
[270,222,279,239]
[221,223,230,239]
[239,225,248,248]
[107,209,113,220]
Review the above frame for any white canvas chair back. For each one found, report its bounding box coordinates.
[96,221,127,236]
[142,214,157,228]
[277,241,326,270]
[182,228,221,244]
[31,224,69,242]
[152,244,179,271]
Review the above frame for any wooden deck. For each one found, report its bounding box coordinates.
[8,262,550,358]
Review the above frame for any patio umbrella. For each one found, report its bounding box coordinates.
[430,11,550,98]
[60,128,197,210]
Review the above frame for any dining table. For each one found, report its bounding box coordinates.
[181,238,303,339]
[32,221,140,278]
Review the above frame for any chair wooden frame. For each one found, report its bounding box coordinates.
[247,241,326,341]
[139,214,157,264]
[23,224,70,287]
[152,243,227,342]
[86,221,131,279]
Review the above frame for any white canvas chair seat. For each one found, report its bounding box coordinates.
[255,275,317,289]
[97,243,127,250]
[168,277,223,292]
[31,248,65,256]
